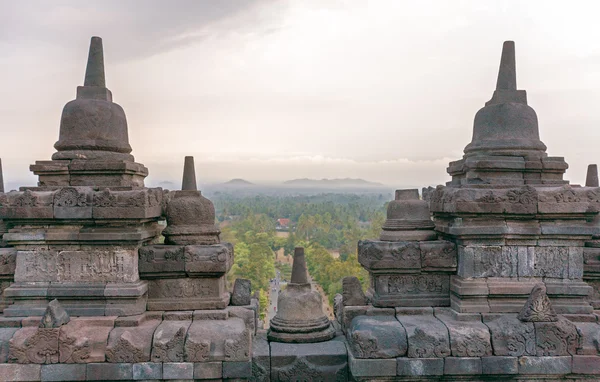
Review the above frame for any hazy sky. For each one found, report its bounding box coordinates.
[2,0,600,189]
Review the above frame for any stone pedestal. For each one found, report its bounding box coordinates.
[0,187,163,317]
[429,41,595,317]
[358,239,456,308]
[139,243,233,311]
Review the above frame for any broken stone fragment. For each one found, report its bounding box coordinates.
[342,276,366,306]
[231,278,251,306]
[40,299,70,328]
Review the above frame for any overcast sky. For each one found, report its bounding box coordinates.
[2,0,600,189]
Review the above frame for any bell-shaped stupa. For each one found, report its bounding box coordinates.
[464,41,546,157]
[447,41,568,187]
[31,36,148,188]
[163,156,220,245]
[268,247,335,343]
[53,37,133,161]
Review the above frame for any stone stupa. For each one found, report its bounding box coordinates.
[268,247,335,343]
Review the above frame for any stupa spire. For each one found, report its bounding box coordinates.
[83,36,105,87]
[181,156,198,191]
[496,41,516,91]
[586,164,599,187]
[0,159,4,193]
[290,247,308,284]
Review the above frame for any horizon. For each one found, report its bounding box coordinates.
[2,1,600,190]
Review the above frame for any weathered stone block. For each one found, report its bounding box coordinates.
[8,327,60,364]
[397,313,450,358]
[150,320,191,362]
[184,243,233,275]
[223,360,252,378]
[41,363,86,381]
[484,314,535,356]
[573,322,600,355]
[420,240,457,270]
[532,247,569,279]
[358,240,421,271]
[251,332,269,382]
[572,355,600,374]
[348,349,396,377]
[435,310,492,357]
[481,356,518,374]
[444,357,481,375]
[270,340,347,382]
[194,361,222,379]
[0,363,41,381]
[518,355,572,374]
[226,306,255,337]
[396,357,443,376]
[163,362,193,379]
[105,318,161,363]
[231,278,251,306]
[192,310,228,321]
[347,316,407,358]
[0,248,17,277]
[59,316,116,363]
[138,245,185,276]
[458,246,517,278]
[185,317,250,362]
[147,277,229,311]
[14,248,139,283]
[372,274,450,307]
[0,328,19,362]
[342,276,366,306]
[86,362,133,380]
[534,316,579,356]
[133,362,162,380]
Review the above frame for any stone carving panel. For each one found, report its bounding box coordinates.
[420,241,457,270]
[397,314,451,358]
[375,275,449,295]
[535,316,580,356]
[533,247,569,279]
[485,315,536,356]
[8,327,60,364]
[151,320,190,362]
[358,240,421,270]
[138,245,185,275]
[459,246,517,278]
[184,243,233,275]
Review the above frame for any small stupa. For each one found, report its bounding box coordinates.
[162,156,220,245]
[268,247,335,343]
[586,164,599,187]
[379,189,436,241]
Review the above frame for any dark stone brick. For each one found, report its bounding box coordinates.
[572,355,600,375]
[0,364,41,381]
[481,356,518,374]
[194,362,222,379]
[397,357,444,376]
[223,361,252,378]
[133,362,162,380]
[87,363,133,381]
[41,364,86,381]
[162,362,193,380]
[518,356,571,375]
[444,357,482,375]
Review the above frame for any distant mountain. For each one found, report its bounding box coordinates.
[282,178,384,188]
[222,179,255,186]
